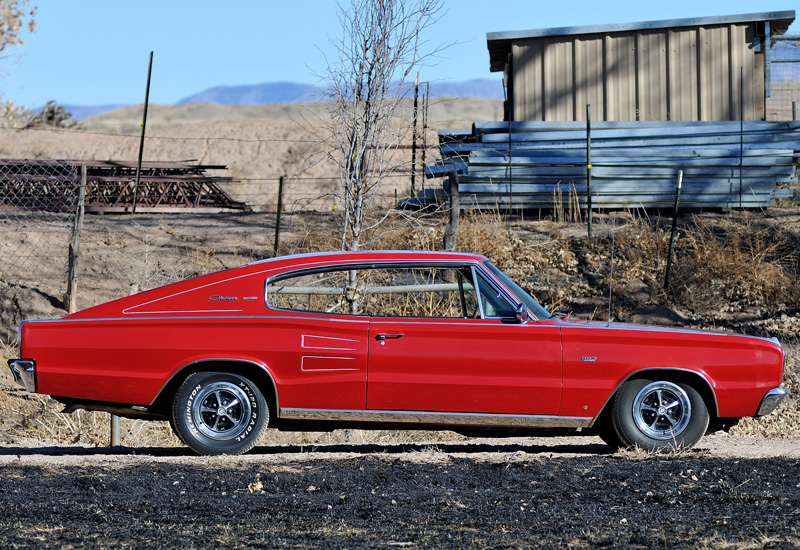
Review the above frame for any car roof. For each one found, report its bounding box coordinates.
[249,250,489,266]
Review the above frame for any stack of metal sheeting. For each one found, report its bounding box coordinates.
[427,121,800,209]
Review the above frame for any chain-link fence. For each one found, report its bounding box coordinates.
[0,160,79,296]
[768,36,800,121]
[220,174,421,214]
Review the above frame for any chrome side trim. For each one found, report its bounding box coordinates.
[563,323,786,345]
[7,359,36,393]
[300,356,359,372]
[756,387,787,417]
[19,315,371,325]
[279,408,592,429]
[301,334,360,351]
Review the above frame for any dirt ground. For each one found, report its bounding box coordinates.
[1,434,799,549]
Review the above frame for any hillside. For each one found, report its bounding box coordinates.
[0,98,502,209]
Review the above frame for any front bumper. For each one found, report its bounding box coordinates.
[756,387,787,417]
[6,359,36,393]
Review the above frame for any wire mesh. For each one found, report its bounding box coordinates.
[768,38,800,121]
[0,160,79,291]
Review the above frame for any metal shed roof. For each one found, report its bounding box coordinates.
[487,10,796,72]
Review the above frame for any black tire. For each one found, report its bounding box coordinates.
[172,371,269,456]
[611,378,709,452]
[595,417,625,449]
[168,415,186,445]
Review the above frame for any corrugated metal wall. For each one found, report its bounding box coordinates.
[511,23,762,122]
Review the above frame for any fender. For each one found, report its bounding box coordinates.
[588,367,719,427]
[151,357,280,413]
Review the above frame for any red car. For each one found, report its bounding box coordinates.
[7,251,786,455]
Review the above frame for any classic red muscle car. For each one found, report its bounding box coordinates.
[7,251,786,455]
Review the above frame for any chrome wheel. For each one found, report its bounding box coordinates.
[173,372,269,456]
[631,381,691,440]
[192,381,252,441]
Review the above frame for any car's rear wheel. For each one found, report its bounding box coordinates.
[172,371,269,456]
[611,378,708,451]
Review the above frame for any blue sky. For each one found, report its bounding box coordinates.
[3,1,797,107]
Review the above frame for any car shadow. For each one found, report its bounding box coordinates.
[0,439,616,457]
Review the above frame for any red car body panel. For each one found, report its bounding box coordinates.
[13,250,785,434]
[366,318,562,414]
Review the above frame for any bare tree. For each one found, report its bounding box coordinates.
[0,0,36,123]
[320,0,444,252]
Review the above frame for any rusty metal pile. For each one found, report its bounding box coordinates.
[0,159,249,213]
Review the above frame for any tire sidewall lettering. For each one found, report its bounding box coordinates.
[185,384,203,436]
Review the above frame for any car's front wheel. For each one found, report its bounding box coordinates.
[611,379,709,451]
[172,371,269,455]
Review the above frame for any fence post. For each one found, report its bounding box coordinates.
[111,283,139,447]
[110,414,121,447]
[586,104,593,239]
[64,164,87,313]
[443,172,460,251]
[411,72,419,198]
[663,170,683,291]
[132,51,154,214]
[273,176,285,256]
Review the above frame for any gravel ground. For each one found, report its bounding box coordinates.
[1,434,799,549]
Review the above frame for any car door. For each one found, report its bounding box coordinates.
[365,265,562,415]
[265,269,369,411]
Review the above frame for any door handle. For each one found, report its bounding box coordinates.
[375,333,404,341]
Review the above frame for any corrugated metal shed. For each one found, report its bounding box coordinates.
[487,11,795,122]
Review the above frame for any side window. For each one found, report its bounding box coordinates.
[267,269,359,315]
[365,267,475,318]
[267,266,480,318]
[475,272,516,318]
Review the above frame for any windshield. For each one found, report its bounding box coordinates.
[483,261,551,321]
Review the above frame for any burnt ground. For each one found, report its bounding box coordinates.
[1,436,799,549]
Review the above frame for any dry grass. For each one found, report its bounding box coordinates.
[667,214,800,315]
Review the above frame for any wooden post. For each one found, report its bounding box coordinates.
[443,172,460,251]
[421,82,429,194]
[411,72,419,198]
[273,176,285,256]
[64,164,87,313]
[664,170,683,291]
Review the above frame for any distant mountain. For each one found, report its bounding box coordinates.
[427,79,504,99]
[67,79,504,119]
[176,79,504,105]
[177,82,320,105]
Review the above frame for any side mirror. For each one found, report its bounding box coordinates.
[514,302,529,324]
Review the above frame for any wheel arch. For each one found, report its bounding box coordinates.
[149,358,279,421]
[592,367,719,427]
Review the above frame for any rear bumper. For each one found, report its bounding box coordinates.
[6,359,36,393]
[756,387,787,417]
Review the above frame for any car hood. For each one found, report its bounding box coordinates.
[555,317,775,342]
